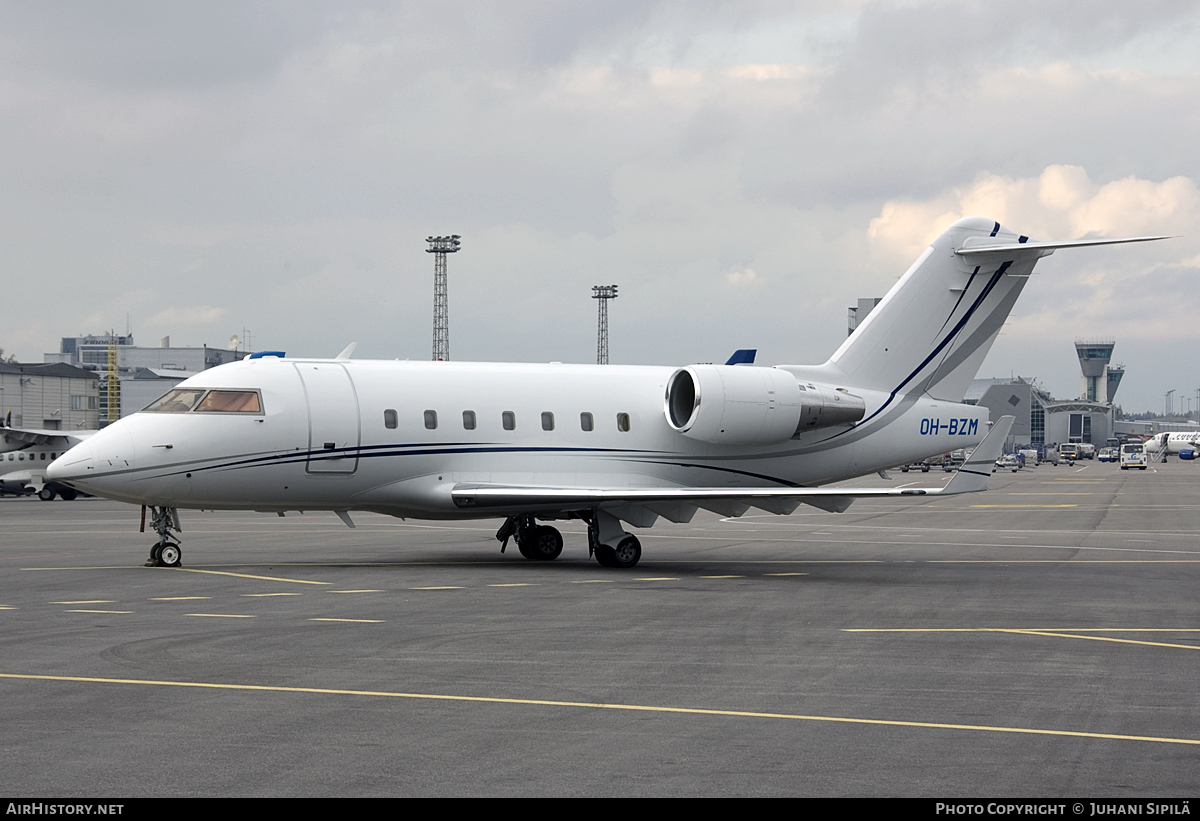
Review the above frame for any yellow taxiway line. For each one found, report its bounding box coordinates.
[0,672,1196,747]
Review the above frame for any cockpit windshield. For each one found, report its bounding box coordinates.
[143,388,263,414]
[196,390,262,413]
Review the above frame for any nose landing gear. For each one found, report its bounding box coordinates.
[143,505,183,568]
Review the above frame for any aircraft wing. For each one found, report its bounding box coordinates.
[0,426,91,448]
[452,417,1014,519]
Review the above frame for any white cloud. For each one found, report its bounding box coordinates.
[868,166,1200,262]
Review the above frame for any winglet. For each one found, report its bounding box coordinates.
[335,343,358,361]
[941,415,1014,494]
[724,349,757,366]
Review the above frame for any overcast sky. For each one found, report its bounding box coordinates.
[3,1,1199,413]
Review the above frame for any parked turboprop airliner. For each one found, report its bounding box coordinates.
[46,217,1164,568]
[0,424,91,499]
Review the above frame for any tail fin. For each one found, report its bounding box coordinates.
[822,218,1165,402]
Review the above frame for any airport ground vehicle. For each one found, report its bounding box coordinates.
[1120,443,1147,470]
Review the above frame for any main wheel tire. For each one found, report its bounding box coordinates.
[611,536,642,569]
[38,487,56,501]
[158,543,182,568]
[594,545,617,567]
[59,488,77,501]
[529,525,563,560]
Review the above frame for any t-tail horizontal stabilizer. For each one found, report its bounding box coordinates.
[956,235,1170,258]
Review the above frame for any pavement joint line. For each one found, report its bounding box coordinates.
[1,672,1196,747]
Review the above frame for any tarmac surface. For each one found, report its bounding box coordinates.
[1,460,1198,797]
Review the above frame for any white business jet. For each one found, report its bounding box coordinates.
[47,217,1164,568]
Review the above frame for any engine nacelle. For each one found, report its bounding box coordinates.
[664,365,866,446]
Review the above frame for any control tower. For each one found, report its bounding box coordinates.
[1105,364,1124,404]
[1075,339,1117,403]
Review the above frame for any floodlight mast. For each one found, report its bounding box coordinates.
[426,235,461,361]
[592,284,618,365]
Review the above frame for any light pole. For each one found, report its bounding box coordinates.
[427,235,461,361]
[592,285,618,365]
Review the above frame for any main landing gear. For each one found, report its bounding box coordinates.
[496,515,564,561]
[143,505,183,568]
[495,510,642,569]
[588,510,641,569]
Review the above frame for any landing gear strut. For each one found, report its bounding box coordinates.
[144,505,183,568]
[496,515,563,561]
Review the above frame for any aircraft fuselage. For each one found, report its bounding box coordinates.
[49,357,986,517]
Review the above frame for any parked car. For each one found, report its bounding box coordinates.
[995,454,1021,472]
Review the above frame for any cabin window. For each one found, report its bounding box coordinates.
[383,409,397,429]
[580,412,593,431]
[617,413,631,432]
[195,390,262,413]
[424,410,438,430]
[541,412,554,431]
[502,411,515,431]
[463,410,476,430]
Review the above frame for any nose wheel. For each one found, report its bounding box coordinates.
[144,506,183,568]
[148,541,183,568]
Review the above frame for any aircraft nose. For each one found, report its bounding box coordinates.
[47,439,95,483]
[47,425,136,493]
